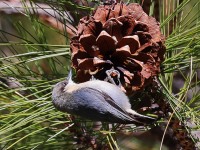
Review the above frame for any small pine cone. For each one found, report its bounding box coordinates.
[70,3,166,94]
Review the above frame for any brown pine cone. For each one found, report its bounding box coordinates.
[70,3,166,94]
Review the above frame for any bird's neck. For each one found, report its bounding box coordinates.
[64,81,78,93]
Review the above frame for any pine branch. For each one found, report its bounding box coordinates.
[0,0,77,37]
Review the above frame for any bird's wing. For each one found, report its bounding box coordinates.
[78,87,144,124]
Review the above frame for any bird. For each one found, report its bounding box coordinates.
[52,69,155,125]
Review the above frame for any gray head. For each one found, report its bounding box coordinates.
[52,78,73,113]
[52,80,68,102]
[52,69,72,104]
[52,70,73,109]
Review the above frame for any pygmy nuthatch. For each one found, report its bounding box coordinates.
[52,70,155,125]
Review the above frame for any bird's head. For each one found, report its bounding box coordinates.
[52,69,73,102]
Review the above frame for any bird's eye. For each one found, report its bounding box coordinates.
[63,82,67,86]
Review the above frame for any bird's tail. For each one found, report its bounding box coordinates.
[126,109,156,125]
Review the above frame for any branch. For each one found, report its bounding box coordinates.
[0,0,77,37]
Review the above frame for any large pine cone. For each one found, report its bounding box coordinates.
[70,3,165,94]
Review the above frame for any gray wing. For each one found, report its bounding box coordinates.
[72,87,144,124]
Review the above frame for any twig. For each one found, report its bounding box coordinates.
[0,0,77,37]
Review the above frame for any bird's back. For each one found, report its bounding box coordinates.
[78,80,132,110]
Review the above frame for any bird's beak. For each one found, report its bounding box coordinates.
[66,68,72,81]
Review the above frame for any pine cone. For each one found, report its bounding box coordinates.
[70,3,166,94]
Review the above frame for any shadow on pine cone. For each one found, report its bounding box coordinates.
[70,2,165,95]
